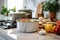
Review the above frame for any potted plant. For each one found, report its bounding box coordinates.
[1,6,16,16]
[1,6,10,16]
[10,6,16,12]
[43,0,60,21]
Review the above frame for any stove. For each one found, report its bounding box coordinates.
[0,20,16,29]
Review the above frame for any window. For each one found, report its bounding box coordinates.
[7,0,23,11]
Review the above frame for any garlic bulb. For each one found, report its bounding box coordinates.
[39,17,43,21]
[39,29,47,35]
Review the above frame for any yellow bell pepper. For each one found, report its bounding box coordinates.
[44,23,55,33]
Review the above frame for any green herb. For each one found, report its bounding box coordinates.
[43,0,60,12]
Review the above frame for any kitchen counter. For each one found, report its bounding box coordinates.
[0,28,15,40]
[17,33,60,40]
[5,28,60,40]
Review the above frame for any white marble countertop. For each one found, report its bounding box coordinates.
[0,14,6,20]
[5,28,60,40]
[0,28,15,40]
[17,33,60,40]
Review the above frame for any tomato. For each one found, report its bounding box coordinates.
[54,20,60,35]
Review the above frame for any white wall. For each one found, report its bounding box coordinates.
[23,0,46,18]
[56,0,60,20]
[7,0,23,11]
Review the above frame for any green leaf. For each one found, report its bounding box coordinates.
[43,0,60,12]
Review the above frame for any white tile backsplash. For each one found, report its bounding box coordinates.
[56,12,60,20]
[0,14,5,20]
